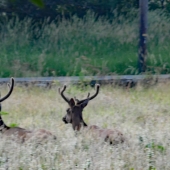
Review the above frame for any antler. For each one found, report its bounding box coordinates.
[77,84,100,105]
[0,93,1,112]
[58,85,70,103]
[0,78,14,102]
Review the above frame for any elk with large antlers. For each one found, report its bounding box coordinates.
[58,84,125,145]
[0,78,56,143]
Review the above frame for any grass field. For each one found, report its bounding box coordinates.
[0,82,170,169]
[0,10,170,77]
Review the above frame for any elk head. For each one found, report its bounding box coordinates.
[58,84,100,131]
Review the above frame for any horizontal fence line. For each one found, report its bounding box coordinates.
[0,75,170,85]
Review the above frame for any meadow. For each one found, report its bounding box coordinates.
[0,10,170,77]
[0,82,170,169]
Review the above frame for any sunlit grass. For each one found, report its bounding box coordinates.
[0,82,170,169]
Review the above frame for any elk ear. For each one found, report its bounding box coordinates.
[80,99,89,109]
[69,98,75,107]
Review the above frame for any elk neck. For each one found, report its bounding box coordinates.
[72,120,88,131]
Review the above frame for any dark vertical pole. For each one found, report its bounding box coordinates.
[138,0,148,73]
[161,0,164,9]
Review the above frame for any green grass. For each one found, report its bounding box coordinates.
[0,10,170,77]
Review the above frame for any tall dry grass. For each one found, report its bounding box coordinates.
[0,83,170,169]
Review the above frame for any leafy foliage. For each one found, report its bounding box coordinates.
[30,0,44,8]
[0,111,9,115]
[1,0,170,20]
[9,123,19,128]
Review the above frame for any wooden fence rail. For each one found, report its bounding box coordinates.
[0,75,170,88]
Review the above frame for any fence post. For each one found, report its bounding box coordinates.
[138,0,148,73]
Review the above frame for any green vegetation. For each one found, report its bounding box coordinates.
[0,10,170,77]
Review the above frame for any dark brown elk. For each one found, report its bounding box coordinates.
[58,84,125,145]
[0,78,56,143]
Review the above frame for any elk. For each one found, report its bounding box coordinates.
[58,84,125,145]
[0,77,56,143]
